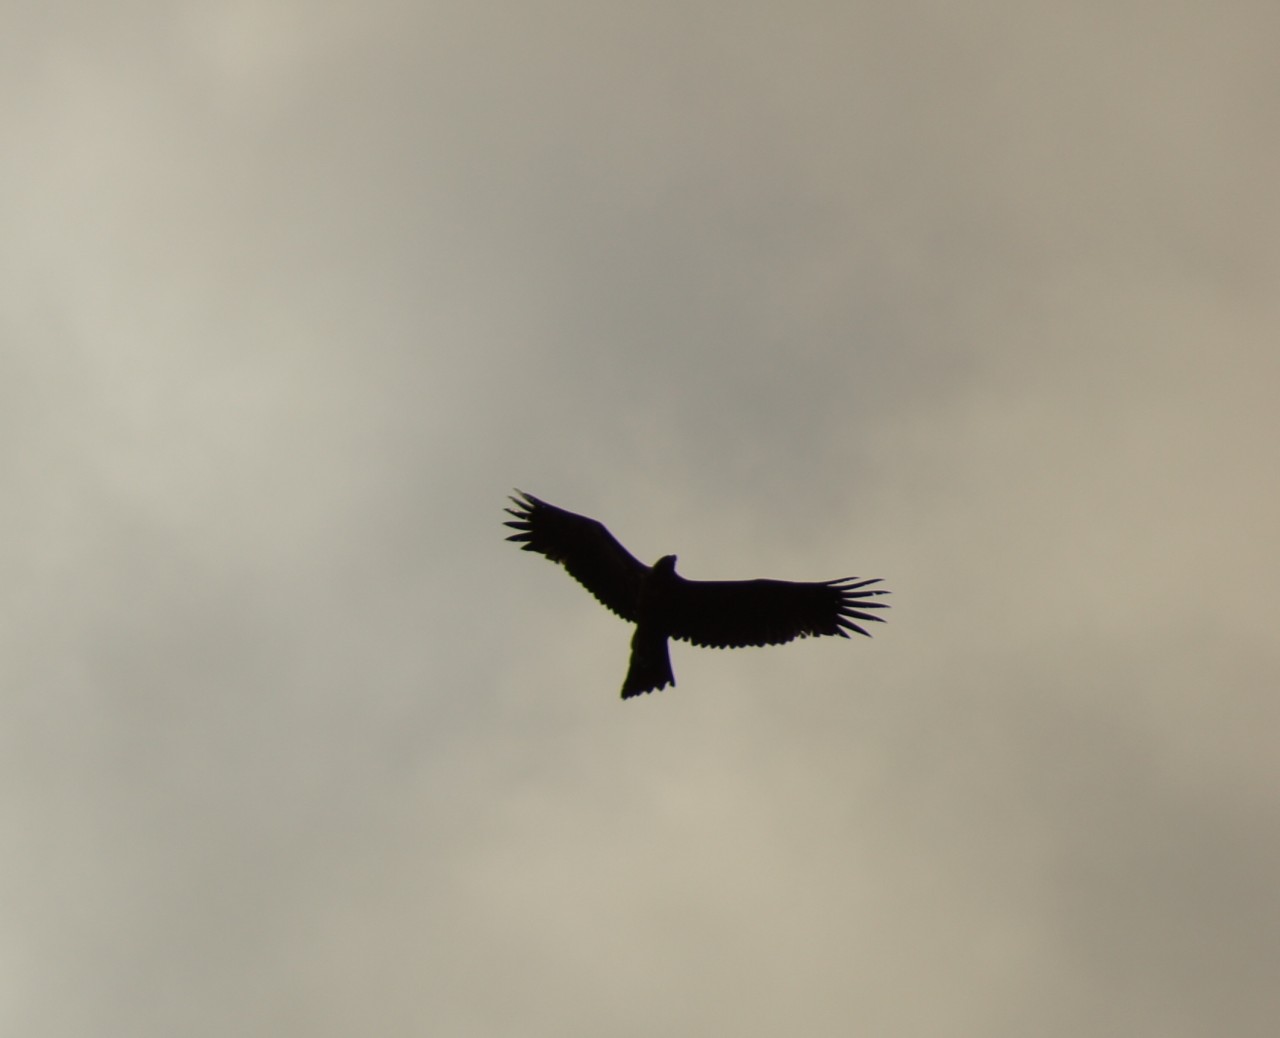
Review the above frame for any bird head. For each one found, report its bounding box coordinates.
[653,554,678,574]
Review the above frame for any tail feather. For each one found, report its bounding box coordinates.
[621,628,674,699]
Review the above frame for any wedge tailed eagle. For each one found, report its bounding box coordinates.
[504,491,889,699]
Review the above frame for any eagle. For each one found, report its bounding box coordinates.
[504,491,889,699]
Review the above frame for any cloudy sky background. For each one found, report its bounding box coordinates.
[5,2,1278,1035]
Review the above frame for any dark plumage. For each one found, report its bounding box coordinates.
[504,491,889,699]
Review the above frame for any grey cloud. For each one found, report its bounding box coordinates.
[3,2,1277,1036]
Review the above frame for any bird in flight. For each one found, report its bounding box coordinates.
[504,491,889,699]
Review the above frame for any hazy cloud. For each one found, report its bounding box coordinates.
[4,3,1277,1035]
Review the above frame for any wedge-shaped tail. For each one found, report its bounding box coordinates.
[620,625,675,699]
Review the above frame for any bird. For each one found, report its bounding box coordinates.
[503,490,889,699]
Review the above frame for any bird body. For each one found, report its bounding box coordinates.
[504,491,888,699]
[622,555,679,697]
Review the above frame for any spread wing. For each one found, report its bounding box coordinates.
[504,491,648,622]
[665,576,888,649]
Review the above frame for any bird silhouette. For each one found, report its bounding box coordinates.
[504,491,888,699]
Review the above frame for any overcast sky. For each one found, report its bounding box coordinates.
[4,3,1279,1036]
